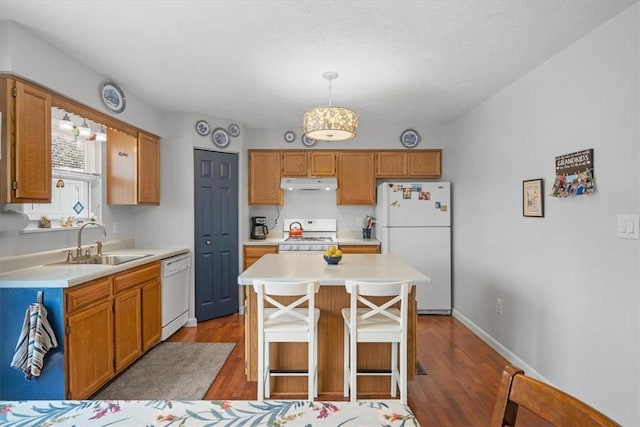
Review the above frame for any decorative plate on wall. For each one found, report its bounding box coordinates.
[100,81,126,114]
[228,124,240,137]
[195,120,211,136]
[400,129,421,148]
[302,135,316,147]
[284,131,295,143]
[212,127,231,148]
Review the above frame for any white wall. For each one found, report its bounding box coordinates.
[445,5,639,425]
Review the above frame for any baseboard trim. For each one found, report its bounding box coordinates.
[186,317,197,327]
[451,309,548,383]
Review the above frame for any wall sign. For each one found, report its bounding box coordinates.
[551,149,595,198]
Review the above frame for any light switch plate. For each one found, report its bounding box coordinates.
[617,215,639,239]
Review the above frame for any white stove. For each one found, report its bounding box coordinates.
[279,219,337,252]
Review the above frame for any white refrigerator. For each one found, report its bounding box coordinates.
[375,181,451,314]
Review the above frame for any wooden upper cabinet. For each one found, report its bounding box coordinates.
[407,150,441,177]
[376,150,442,178]
[0,79,52,202]
[282,151,336,177]
[309,151,336,176]
[107,128,137,205]
[337,151,376,205]
[137,132,160,204]
[376,151,407,177]
[282,151,308,176]
[107,130,160,205]
[249,150,283,205]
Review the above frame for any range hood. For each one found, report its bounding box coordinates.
[280,177,338,191]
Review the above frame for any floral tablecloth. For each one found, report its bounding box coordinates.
[0,400,420,426]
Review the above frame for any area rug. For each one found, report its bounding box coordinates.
[93,342,235,400]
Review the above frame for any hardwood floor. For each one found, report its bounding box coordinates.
[169,314,546,426]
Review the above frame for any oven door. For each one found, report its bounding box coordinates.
[279,249,327,254]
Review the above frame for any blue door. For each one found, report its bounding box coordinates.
[194,149,239,321]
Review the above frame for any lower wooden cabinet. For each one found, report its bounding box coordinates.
[243,245,278,270]
[339,244,380,254]
[141,279,162,351]
[66,299,114,400]
[114,287,142,372]
[64,262,161,399]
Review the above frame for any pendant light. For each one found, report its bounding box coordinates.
[303,71,357,141]
[95,125,107,142]
[78,119,91,138]
[59,113,74,131]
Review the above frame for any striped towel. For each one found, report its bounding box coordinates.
[10,302,58,380]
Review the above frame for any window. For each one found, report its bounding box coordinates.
[23,108,104,229]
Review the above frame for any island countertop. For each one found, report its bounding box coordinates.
[237,253,430,286]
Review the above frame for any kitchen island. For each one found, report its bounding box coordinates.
[238,253,430,399]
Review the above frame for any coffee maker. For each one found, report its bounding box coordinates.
[251,216,269,240]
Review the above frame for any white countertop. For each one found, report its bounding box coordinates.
[0,245,189,288]
[238,253,429,286]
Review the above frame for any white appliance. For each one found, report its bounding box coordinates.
[375,182,451,314]
[160,253,191,340]
[278,219,337,252]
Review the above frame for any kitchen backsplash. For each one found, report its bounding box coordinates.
[250,191,372,234]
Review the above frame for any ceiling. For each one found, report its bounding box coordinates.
[0,1,636,132]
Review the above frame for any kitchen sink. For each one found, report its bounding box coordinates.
[49,253,153,266]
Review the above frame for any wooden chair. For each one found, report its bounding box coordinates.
[491,365,620,427]
[342,280,412,404]
[252,279,320,401]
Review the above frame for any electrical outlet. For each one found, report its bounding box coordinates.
[496,298,503,315]
[355,217,362,227]
[112,222,119,234]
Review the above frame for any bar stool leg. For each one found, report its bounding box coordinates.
[400,338,407,404]
[391,341,398,398]
[308,333,314,401]
[349,329,357,402]
[314,326,319,398]
[265,341,271,399]
[257,333,264,400]
[343,322,349,398]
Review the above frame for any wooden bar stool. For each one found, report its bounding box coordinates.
[252,279,320,401]
[342,280,412,404]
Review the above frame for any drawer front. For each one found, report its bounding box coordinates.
[339,245,380,254]
[65,278,112,314]
[113,262,161,294]
[243,245,278,258]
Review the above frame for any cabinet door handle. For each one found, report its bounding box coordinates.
[206,240,211,245]
[118,151,129,157]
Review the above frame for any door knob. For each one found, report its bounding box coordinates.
[206,240,211,245]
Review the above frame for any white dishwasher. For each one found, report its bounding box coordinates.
[160,253,191,340]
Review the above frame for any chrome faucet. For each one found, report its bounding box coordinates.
[77,222,107,258]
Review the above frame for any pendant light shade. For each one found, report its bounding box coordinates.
[78,119,91,138]
[59,113,74,131]
[303,71,357,141]
[95,125,107,142]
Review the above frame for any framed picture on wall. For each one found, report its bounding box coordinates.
[523,178,544,217]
